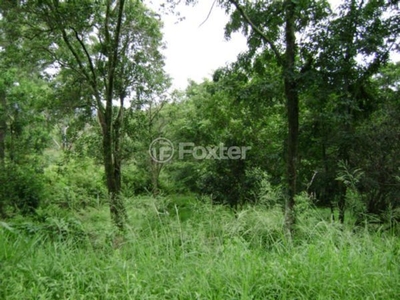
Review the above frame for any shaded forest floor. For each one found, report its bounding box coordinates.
[1,196,399,299]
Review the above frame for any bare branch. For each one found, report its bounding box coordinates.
[199,0,217,27]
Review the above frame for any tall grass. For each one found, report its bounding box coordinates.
[1,196,399,299]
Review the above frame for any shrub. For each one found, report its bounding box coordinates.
[43,157,106,209]
[0,163,44,216]
[250,168,284,208]
[121,163,152,197]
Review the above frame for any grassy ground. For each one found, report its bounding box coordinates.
[1,196,399,299]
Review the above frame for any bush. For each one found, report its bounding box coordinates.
[227,207,286,249]
[249,168,284,208]
[121,163,152,196]
[43,156,106,209]
[0,163,44,217]
[4,216,88,244]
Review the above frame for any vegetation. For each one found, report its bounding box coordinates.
[0,0,399,298]
[1,196,400,299]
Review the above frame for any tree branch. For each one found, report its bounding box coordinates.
[71,26,98,87]
[228,0,283,66]
[60,29,90,81]
[199,0,217,27]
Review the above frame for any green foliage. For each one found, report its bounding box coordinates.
[12,218,87,245]
[249,168,284,208]
[43,156,106,210]
[0,163,44,216]
[336,160,364,191]
[0,70,52,159]
[121,163,152,197]
[294,191,316,218]
[1,196,400,299]
[1,2,400,297]
[164,77,285,206]
[198,158,247,207]
[228,206,286,249]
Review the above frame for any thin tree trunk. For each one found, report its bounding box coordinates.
[0,89,6,166]
[113,103,127,227]
[338,181,346,224]
[151,160,160,197]
[322,134,335,221]
[0,89,5,217]
[283,0,299,236]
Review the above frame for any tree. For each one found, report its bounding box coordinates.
[0,0,53,217]
[207,0,330,234]
[304,0,400,223]
[126,94,170,197]
[349,63,400,222]
[20,0,169,230]
[216,0,399,229]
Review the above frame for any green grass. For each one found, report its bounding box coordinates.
[1,196,399,299]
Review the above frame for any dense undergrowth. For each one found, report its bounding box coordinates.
[1,196,399,299]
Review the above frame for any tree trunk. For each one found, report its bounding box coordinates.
[227,0,300,236]
[283,0,299,236]
[101,0,127,231]
[151,160,160,197]
[0,88,6,166]
[338,181,346,224]
[0,88,5,217]
[322,134,336,221]
[99,108,126,231]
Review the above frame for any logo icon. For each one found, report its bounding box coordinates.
[149,138,174,163]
